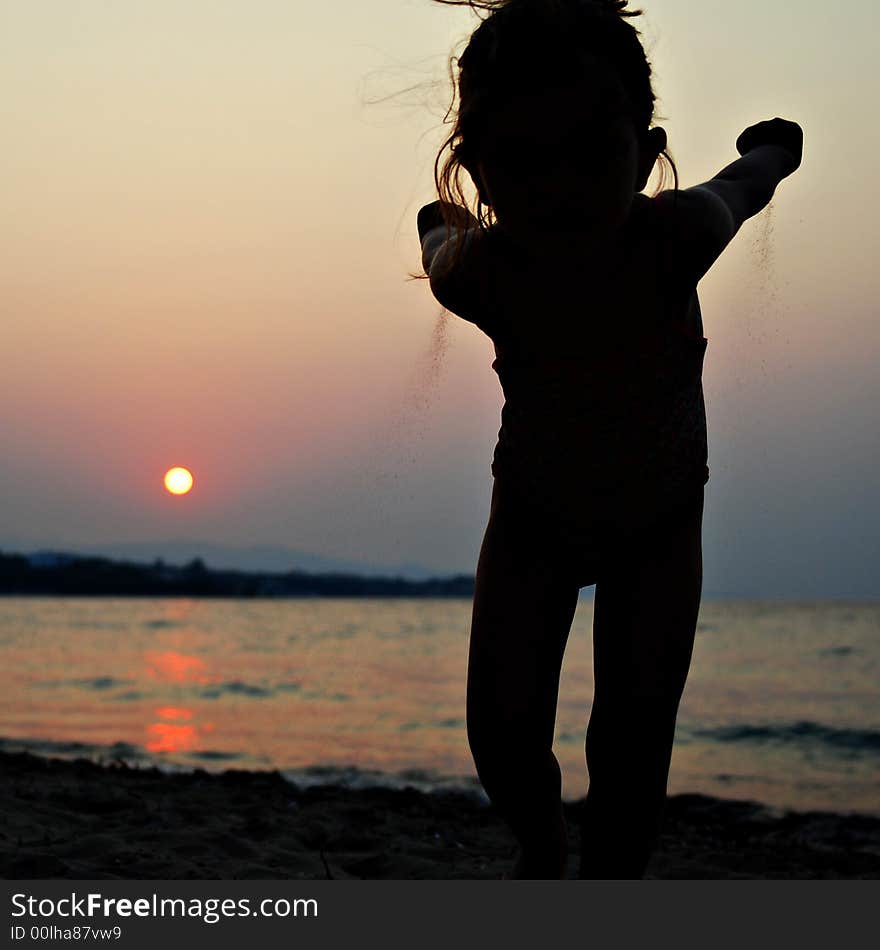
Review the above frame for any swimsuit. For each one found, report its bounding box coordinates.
[489,322,709,584]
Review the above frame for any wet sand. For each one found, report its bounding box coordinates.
[2,750,878,879]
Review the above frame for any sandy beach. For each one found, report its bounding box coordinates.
[2,750,878,880]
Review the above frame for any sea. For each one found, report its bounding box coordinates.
[1,596,877,816]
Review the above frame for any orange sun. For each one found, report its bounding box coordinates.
[164,467,194,495]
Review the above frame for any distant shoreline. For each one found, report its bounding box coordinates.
[0,550,475,598]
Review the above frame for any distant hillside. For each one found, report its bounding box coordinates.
[0,550,474,598]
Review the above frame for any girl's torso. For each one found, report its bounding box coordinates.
[481,192,710,532]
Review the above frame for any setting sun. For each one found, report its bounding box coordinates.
[163,467,194,496]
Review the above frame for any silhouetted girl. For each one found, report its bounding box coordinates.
[417,0,802,878]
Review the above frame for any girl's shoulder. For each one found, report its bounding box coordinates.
[427,220,532,340]
[644,186,743,289]
[427,224,504,336]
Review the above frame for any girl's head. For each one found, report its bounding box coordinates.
[430,0,677,269]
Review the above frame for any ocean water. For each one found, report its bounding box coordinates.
[1,597,877,816]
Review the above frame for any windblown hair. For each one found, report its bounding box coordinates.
[421,0,679,280]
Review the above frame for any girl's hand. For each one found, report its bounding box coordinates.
[736,118,803,175]
[417,200,447,238]
[417,200,479,239]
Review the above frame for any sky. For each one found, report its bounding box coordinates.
[2,0,878,597]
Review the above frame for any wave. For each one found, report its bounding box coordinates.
[0,735,490,803]
[0,736,147,762]
[693,721,880,755]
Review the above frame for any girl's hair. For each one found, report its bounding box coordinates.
[420,0,679,281]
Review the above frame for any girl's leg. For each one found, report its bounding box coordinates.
[467,482,581,878]
[579,488,704,879]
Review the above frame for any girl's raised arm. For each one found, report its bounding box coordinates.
[655,118,803,289]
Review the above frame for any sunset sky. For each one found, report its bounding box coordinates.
[2,0,878,597]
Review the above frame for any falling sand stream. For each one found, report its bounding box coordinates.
[718,196,798,529]
[747,200,779,363]
[364,308,452,565]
